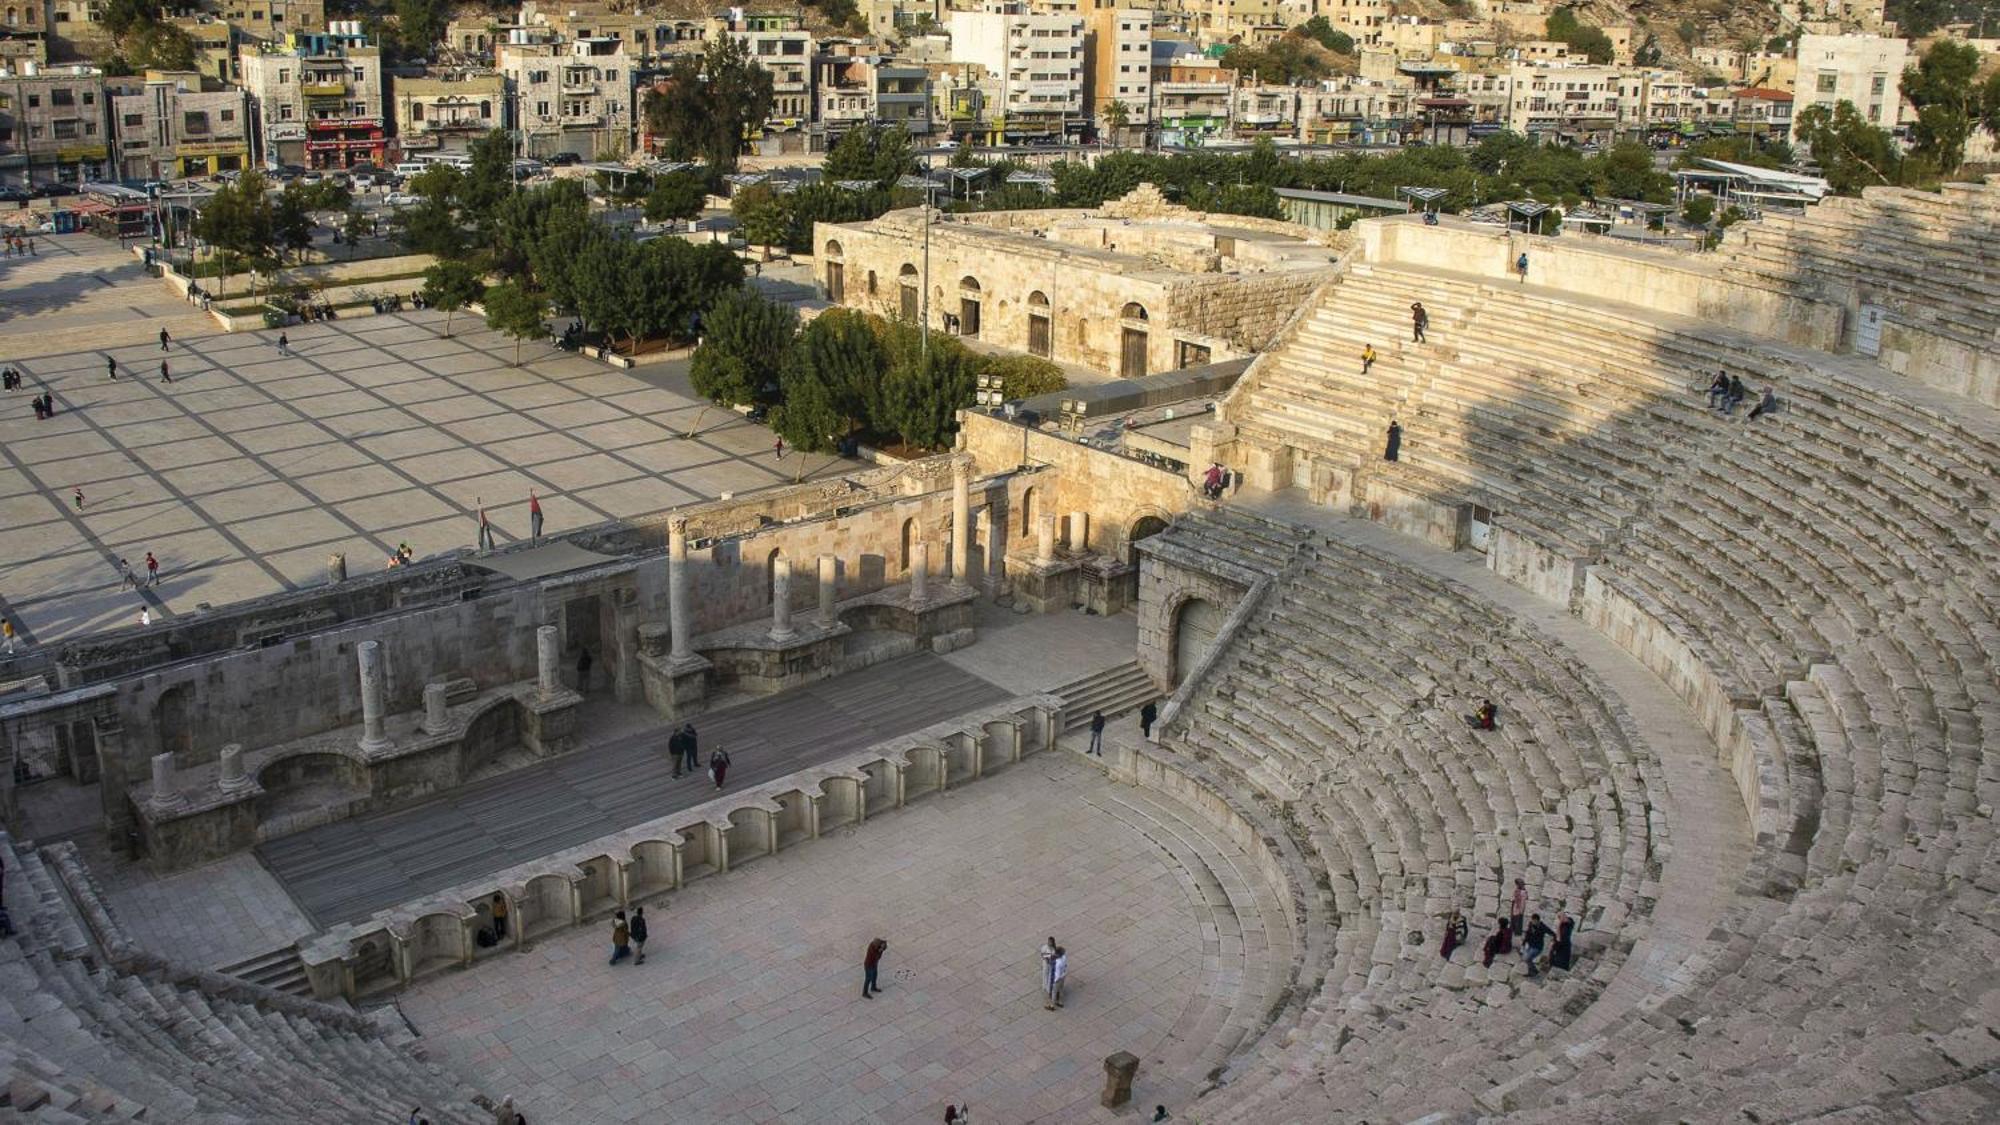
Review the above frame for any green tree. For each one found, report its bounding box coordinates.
[101,0,155,36]
[340,207,375,258]
[121,24,198,70]
[1794,101,1901,194]
[1902,40,1986,173]
[877,318,975,450]
[1298,16,1354,54]
[481,281,547,365]
[644,172,708,224]
[192,171,275,295]
[641,36,774,173]
[980,353,1067,401]
[1594,142,1672,202]
[271,183,317,262]
[1681,194,1715,225]
[824,123,915,189]
[493,178,590,286]
[421,259,486,337]
[1102,100,1131,136]
[394,191,464,257]
[1547,7,1615,64]
[457,129,518,241]
[394,0,450,54]
[732,184,793,256]
[689,288,799,433]
[772,309,883,452]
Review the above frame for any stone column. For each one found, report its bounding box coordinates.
[1036,513,1057,565]
[422,683,450,734]
[770,557,796,641]
[536,625,560,698]
[817,555,838,626]
[1101,1052,1140,1109]
[951,461,971,581]
[668,515,693,662]
[326,552,346,584]
[910,542,929,604]
[1067,511,1089,552]
[217,744,251,795]
[148,753,184,810]
[356,641,393,754]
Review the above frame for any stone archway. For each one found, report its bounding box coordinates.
[898,264,919,320]
[1170,597,1224,687]
[824,239,845,303]
[1127,512,1170,602]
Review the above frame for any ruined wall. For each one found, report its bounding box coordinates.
[958,412,1192,562]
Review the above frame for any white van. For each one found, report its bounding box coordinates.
[394,162,429,178]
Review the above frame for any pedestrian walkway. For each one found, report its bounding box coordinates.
[259,653,1011,927]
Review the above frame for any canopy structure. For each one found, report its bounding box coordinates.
[1695,158,1830,201]
[1398,185,1449,214]
[1504,199,1552,234]
[462,541,622,583]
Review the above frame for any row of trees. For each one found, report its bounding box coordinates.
[689,293,1065,456]
[191,173,358,292]
[1794,39,2000,194]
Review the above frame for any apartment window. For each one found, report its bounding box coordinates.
[25,93,37,108]
[84,121,94,135]
[536,100,549,116]
[1816,72,1837,93]
[183,111,209,133]
[82,90,93,105]
[352,101,366,116]
[1870,75,1885,94]
[351,67,363,82]
[278,104,293,120]
[410,102,424,121]
[279,68,290,84]
[220,108,234,121]
[122,112,142,126]
[29,124,41,137]
[606,69,618,80]
[53,120,77,139]
[1868,102,1882,121]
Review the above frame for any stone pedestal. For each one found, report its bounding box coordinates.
[356,641,393,756]
[817,555,838,626]
[1101,1051,1139,1109]
[770,557,796,641]
[148,753,184,811]
[1080,557,1136,617]
[536,625,561,699]
[1010,554,1083,614]
[217,744,252,795]
[421,682,450,735]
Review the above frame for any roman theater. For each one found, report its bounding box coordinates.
[0,178,1995,1123]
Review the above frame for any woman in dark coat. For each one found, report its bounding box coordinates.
[1481,918,1510,968]
[1440,912,1469,960]
[1549,911,1575,971]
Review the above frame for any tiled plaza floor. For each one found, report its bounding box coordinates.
[399,751,1216,1125]
[0,260,846,643]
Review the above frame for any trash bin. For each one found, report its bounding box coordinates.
[52,210,76,234]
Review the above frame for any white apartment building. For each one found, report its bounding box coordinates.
[946,6,1085,142]
[499,32,632,159]
[239,23,385,169]
[1085,7,1151,129]
[1793,32,1906,136]
[1459,62,1623,138]
[715,12,813,143]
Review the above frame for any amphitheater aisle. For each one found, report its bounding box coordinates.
[1234,487,1754,1050]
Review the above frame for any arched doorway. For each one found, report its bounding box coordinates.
[1027,290,1051,357]
[1120,302,1149,379]
[1019,487,1036,537]
[1171,597,1224,686]
[898,264,919,321]
[1127,513,1168,600]
[824,239,845,303]
[154,686,192,760]
[900,517,916,573]
[958,276,982,337]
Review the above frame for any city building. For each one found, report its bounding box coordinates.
[394,72,505,157]
[813,51,931,146]
[714,11,812,151]
[499,30,631,160]
[210,0,326,44]
[0,61,108,186]
[1152,43,1232,146]
[45,0,116,59]
[945,6,1085,144]
[1297,75,1415,144]
[239,22,386,169]
[1732,86,1794,136]
[1792,32,1906,136]
[108,72,251,179]
[1083,7,1152,140]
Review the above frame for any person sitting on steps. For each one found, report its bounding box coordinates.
[1467,699,1497,731]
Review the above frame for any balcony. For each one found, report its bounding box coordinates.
[301,81,347,98]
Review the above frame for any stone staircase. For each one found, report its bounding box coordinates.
[218,945,312,999]
[1054,659,1161,734]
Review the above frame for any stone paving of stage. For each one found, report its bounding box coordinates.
[0,238,846,644]
[399,750,1211,1125]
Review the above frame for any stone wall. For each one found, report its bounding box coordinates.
[958,411,1192,563]
[1134,553,1252,691]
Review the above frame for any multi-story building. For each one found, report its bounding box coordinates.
[108,72,251,179]
[1322,0,1391,48]
[0,61,108,187]
[946,5,1084,144]
[860,0,941,39]
[46,0,116,60]
[0,0,44,47]
[1151,43,1231,145]
[1732,86,1794,136]
[1083,7,1151,139]
[211,0,325,44]
[932,61,999,145]
[709,11,812,148]
[170,16,241,87]
[1618,68,1701,133]
[813,51,931,146]
[519,1,703,65]
[1188,0,1283,47]
[499,31,631,160]
[394,72,504,156]
[1792,32,1905,136]
[1458,62,1626,141]
[1231,84,1296,137]
[239,23,385,169]
[1297,75,1415,143]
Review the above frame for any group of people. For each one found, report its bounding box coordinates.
[1,366,20,390]
[1704,370,1779,419]
[28,391,56,420]
[666,722,729,787]
[117,553,162,590]
[1438,878,1576,978]
[384,542,417,569]
[1465,699,1498,731]
[4,232,36,256]
[184,284,212,311]
[608,906,650,965]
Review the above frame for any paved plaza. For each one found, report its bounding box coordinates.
[400,751,1226,1125]
[0,235,846,644]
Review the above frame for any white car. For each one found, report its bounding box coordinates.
[383,192,422,207]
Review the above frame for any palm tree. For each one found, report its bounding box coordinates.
[1103,101,1131,144]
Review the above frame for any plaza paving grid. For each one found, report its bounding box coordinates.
[0,307,846,644]
[259,653,1012,927]
[400,752,1214,1125]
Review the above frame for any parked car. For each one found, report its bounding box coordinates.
[34,183,79,198]
[548,151,583,167]
[383,192,422,207]
[0,185,33,203]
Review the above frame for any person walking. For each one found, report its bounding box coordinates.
[1509,878,1527,938]
[528,490,543,541]
[3,617,14,654]
[630,906,649,965]
[144,552,159,586]
[1087,711,1105,756]
[1515,250,1529,284]
[576,647,593,692]
[490,892,509,940]
[476,501,495,552]
[1440,912,1469,960]
[276,332,289,357]
[1360,343,1376,375]
[72,487,84,512]
[159,328,171,351]
[1384,419,1402,463]
[668,727,685,778]
[117,558,137,590]
[609,910,631,964]
[1139,700,1158,741]
[1040,936,1058,1000]
[862,937,888,998]
[1520,912,1551,977]
[1047,947,1068,1009]
[774,436,785,460]
[106,356,117,380]
[709,747,730,789]
[1410,302,1428,344]
[682,723,699,772]
[159,361,171,384]
[1549,911,1575,972]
